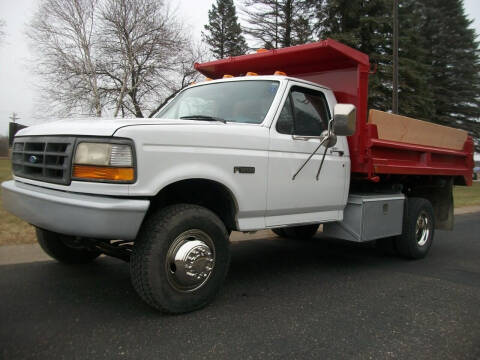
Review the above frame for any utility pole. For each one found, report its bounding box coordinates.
[275,0,278,48]
[392,0,399,114]
[9,112,20,124]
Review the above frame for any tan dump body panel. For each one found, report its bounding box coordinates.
[368,110,468,151]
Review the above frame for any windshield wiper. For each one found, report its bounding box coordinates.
[180,115,227,124]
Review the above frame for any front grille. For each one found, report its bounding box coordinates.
[12,136,75,185]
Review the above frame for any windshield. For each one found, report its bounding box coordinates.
[156,80,280,124]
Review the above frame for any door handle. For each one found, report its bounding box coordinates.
[329,149,344,156]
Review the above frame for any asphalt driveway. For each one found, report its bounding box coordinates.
[0,212,479,359]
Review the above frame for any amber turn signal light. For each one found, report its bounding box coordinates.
[73,165,134,182]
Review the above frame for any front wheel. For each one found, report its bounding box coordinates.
[36,228,101,264]
[395,198,435,259]
[130,204,230,314]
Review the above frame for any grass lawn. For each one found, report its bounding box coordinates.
[0,158,36,245]
[453,181,480,207]
[0,157,479,246]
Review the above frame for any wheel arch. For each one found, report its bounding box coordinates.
[148,178,239,231]
[406,177,454,231]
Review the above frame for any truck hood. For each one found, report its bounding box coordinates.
[16,118,217,137]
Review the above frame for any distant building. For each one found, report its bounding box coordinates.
[8,122,27,147]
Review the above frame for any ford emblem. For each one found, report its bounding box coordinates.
[29,155,39,164]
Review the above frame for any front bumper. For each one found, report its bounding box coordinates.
[1,180,149,240]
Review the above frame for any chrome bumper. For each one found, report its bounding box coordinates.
[1,180,149,240]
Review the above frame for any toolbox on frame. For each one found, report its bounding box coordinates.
[323,193,405,242]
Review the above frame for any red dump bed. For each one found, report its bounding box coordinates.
[195,39,474,186]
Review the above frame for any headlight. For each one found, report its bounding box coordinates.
[73,141,135,182]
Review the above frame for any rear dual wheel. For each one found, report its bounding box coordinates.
[395,198,435,259]
[377,197,435,259]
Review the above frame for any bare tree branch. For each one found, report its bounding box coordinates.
[27,0,103,116]
[27,0,206,119]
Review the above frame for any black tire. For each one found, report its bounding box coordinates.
[395,198,435,259]
[130,204,230,314]
[36,228,101,264]
[273,224,319,240]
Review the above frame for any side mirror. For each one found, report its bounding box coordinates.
[333,104,356,136]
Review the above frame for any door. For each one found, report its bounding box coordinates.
[265,83,349,227]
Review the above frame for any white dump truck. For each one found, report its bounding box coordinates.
[2,40,474,313]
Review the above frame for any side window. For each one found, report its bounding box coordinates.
[276,95,294,134]
[276,86,330,136]
[291,88,330,136]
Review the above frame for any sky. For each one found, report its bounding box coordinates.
[0,0,479,137]
[0,0,216,135]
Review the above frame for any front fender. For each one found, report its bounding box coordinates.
[118,124,270,230]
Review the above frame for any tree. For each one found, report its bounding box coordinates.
[419,0,480,138]
[395,0,435,120]
[28,0,104,116]
[97,0,201,118]
[314,0,480,149]
[314,0,394,112]
[27,0,203,118]
[202,0,248,59]
[241,0,314,49]
[315,0,436,120]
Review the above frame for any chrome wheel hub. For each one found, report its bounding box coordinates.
[416,211,430,247]
[166,230,215,292]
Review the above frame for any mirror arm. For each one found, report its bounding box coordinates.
[314,118,334,181]
[327,118,333,136]
[292,119,335,181]
[316,146,329,180]
[292,134,330,180]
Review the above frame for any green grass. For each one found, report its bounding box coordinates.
[0,158,36,245]
[0,157,479,246]
[453,181,480,207]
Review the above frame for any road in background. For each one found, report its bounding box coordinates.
[1,212,479,359]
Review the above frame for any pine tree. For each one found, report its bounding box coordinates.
[315,0,480,148]
[315,0,436,120]
[397,0,435,120]
[419,0,480,141]
[202,0,248,59]
[314,0,393,112]
[242,0,314,49]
